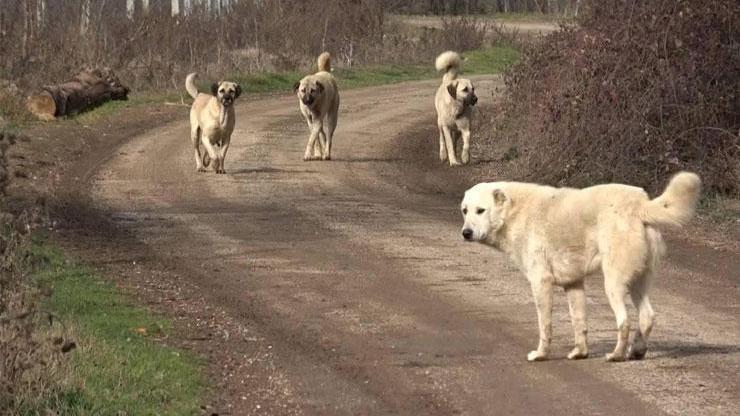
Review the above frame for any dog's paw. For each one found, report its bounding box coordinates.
[449,161,462,167]
[322,155,331,161]
[196,167,207,173]
[628,345,647,360]
[527,350,548,362]
[461,153,470,164]
[216,169,226,174]
[567,347,589,360]
[605,352,627,362]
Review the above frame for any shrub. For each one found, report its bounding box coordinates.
[499,0,739,195]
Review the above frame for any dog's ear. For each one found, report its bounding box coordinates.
[316,81,324,94]
[293,81,300,94]
[492,189,507,207]
[210,82,219,95]
[447,81,458,99]
[234,84,242,98]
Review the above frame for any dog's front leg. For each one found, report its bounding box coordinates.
[528,273,554,362]
[201,136,219,173]
[304,122,322,161]
[460,127,471,165]
[314,129,326,158]
[441,125,460,166]
[216,136,230,174]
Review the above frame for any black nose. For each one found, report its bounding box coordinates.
[462,229,473,240]
[471,95,478,105]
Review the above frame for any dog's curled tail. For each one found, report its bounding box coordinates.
[641,171,701,227]
[435,51,461,82]
[185,73,199,99]
[317,52,331,72]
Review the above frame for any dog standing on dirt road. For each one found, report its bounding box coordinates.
[186,73,241,174]
[293,52,340,161]
[435,51,478,166]
[460,172,701,362]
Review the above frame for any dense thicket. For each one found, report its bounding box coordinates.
[499,0,739,195]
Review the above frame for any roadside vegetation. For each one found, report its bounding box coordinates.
[31,245,204,415]
[0,128,203,414]
[486,0,739,197]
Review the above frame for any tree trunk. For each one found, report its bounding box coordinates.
[26,68,129,120]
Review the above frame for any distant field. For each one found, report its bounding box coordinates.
[391,14,562,34]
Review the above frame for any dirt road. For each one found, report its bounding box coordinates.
[61,77,738,415]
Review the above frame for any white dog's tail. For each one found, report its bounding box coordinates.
[185,73,199,99]
[435,51,461,82]
[318,52,331,72]
[641,171,701,227]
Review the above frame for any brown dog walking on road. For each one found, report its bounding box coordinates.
[186,73,241,174]
[293,52,340,161]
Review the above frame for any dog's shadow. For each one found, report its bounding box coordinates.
[230,167,317,175]
[331,157,405,163]
[586,340,740,360]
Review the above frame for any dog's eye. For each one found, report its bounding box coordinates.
[462,208,468,215]
[476,208,485,214]
[219,89,225,93]
[462,87,468,92]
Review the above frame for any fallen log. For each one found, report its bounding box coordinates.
[26,68,129,120]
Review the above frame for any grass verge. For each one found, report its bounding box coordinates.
[12,45,518,127]
[30,244,204,415]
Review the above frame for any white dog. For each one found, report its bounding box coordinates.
[460,172,701,362]
[434,51,478,166]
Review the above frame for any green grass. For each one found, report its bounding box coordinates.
[22,45,519,127]
[224,45,519,93]
[31,245,204,415]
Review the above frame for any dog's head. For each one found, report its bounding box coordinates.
[460,183,509,243]
[446,78,478,107]
[293,77,324,107]
[210,81,241,107]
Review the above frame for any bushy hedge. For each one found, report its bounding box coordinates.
[500,0,739,195]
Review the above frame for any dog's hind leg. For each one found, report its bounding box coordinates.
[192,127,206,172]
[629,227,662,359]
[438,125,448,162]
[603,271,631,362]
[628,276,655,360]
[564,281,589,359]
[527,271,554,361]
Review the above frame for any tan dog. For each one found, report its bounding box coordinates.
[186,73,241,174]
[293,52,340,161]
[435,51,478,166]
[460,172,701,362]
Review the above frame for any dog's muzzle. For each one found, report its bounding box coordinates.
[221,95,234,106]
[302,96,315,106]
[462,228,474,241]
[467,95,478,106]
